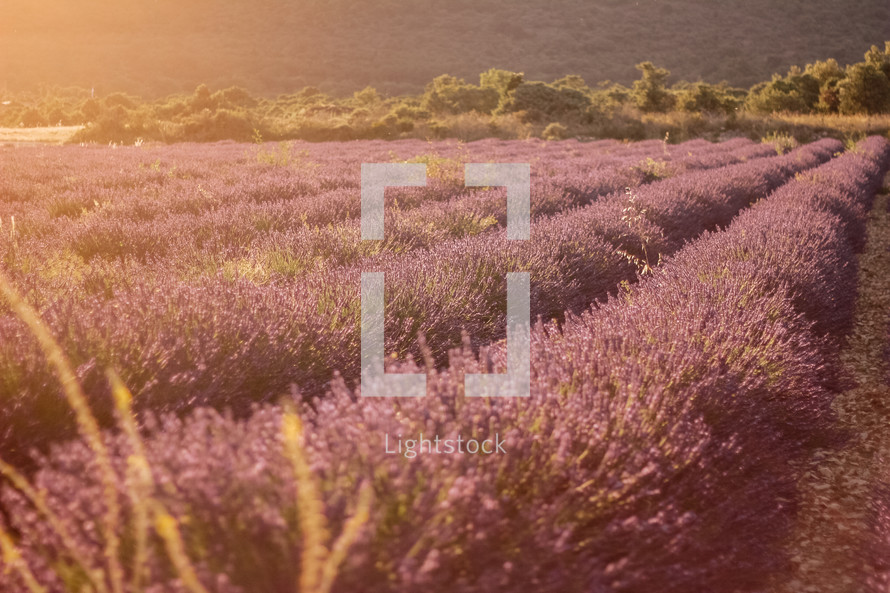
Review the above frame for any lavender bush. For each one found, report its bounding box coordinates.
[0,139,836,461]
[2,137,887,592]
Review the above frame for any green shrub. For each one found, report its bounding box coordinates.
[70,105,160,144]
[394,117,414,133]
[297,87,324,102]
[675,82,740,114]
[427,119,450,138]
[191,83,215,112]
[421,75,499,115]
[587,83,631,115]
[838,62,890,115]
[212,87,258,109]
[352,86,381,107]
[761,131,798,154]
[46,107,69,125]
[864,41,890,79]
[746,76,813,114]
[390,102,430,121]
[748,47,890,116]
[479,68,524,97]
[631,62,675,113]
[79,98,101,122]
[497,81,590,121]
[551,74,589,92]
[103,92,139,110]
[20,107,46,127]
[803,59,845,113]
[542,121,568,140]
[181,108,257,142]
[348,107,371,122]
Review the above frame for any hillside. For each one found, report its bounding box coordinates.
[1,0,888,97]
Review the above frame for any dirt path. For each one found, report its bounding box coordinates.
[773,179,890,592]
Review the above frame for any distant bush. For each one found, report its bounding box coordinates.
[803,59,845,113]
[297,86,324,101]
[478,68,523,97]
[632,62,676,113]
[675,82,741,114]
[8,43,890,145]
[838,62,890,115]
[389,102,431,121]
[212,86,259,109]
[352,86,381,107]
[587,83,632,114]
[542,121,568,139]
[748,44,890,116]
[551,74,589,92]
[496,81,590,121]
[19,107,46,127]
[865,41,890,78]
[181,108,260,142]
[103,92,139,110]
[370,113,414,138]
[745,72,818,114]
[79,98,101,122]
[191,83,215,111]
[421,75,499,115]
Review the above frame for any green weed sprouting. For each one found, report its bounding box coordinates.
[617,187,659,275]
[254,140,319,169]
[844,131,866,153]
[398,140,470,184]
[762,131,798,154]
[633,156,669,182]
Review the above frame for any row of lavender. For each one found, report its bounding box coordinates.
[357,137,841,363]
[217,138,774,273]
[0,137,712,241]
[0,138,772,290]
[0,140,837,461]
[2,137,886,593]
[0,137,771,353]
[0,138,750,424]
[218,137,778,296]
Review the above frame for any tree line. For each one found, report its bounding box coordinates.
[1,43,888,144]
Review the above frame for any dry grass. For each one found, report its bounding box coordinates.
[769,113,890,135]
[0,267,372,592]
[0,126,84,145]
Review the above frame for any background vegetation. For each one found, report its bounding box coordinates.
[3,43,890,145]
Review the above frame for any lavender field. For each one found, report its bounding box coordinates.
[1,136,889,592]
